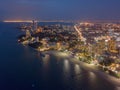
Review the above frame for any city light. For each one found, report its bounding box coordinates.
[3,20,33,23]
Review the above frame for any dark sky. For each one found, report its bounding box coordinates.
[0,0,120,21]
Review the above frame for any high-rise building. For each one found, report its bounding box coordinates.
[32,20,38,31]
[26,30,31,38]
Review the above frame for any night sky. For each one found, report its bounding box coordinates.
[0,0,120,21]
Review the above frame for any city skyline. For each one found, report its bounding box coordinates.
[0,0,120,21]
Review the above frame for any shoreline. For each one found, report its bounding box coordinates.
[17,21,120,80]
[36,49,120,80]
[43,51,120,87]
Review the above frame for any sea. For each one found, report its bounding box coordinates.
[0,22,117,90]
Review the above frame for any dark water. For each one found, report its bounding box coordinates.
[0,22,117,90]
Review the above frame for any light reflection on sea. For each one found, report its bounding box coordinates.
[0,22,117,90]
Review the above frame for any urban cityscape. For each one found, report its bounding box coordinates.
[0,0,120,90]
[18,20,120,78]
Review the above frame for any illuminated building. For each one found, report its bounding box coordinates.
[56,42,62,50]
[26,30,31,38]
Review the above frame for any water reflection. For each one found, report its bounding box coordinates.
[23,46,32,59]
[62,59,71,81]
[74,64,82,86]
[42,54,50,69]
[89,71,97,88]
[23,46,40,60]
[63,59,70,74]
[37,52,42,60]
[0,22,118,90]
[74,64,81,75]
[41,53,50,81]
[116,87,120,90]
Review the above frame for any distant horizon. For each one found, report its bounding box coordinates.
[2,19,120,23]
[0,0,120,21]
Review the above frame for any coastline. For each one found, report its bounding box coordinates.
[17,21,120,80]
[42,51,120,87]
